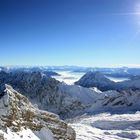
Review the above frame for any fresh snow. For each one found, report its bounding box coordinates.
[58,83,100,104]
[34,127,54,140]
[0,127,54,140]
[69,112,140,140]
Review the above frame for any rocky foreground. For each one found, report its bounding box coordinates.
[0,85,76,140]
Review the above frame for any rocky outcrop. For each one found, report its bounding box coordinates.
[0,85,76,140]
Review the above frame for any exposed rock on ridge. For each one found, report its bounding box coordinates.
[0,84,76,140]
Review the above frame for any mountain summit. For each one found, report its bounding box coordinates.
[75,71,115,91]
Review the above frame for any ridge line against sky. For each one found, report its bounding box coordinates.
[0,0,140,66]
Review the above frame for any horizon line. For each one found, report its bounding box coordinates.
[0,64,140,69]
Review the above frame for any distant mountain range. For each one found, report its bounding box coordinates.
[1,66,140,77]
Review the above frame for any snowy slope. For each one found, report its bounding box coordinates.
[69,112,140,140]
[58,83,100,104]
[0,127,54,140]
[86,89,140,114]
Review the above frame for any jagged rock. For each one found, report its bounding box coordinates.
[0,85,76,140]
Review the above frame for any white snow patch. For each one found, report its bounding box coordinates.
[0,127,54,140]
[34,127,54,140]
[105,76,129,82]
[59,84,100,104]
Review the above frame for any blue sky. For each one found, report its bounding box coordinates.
[0,0,140,67]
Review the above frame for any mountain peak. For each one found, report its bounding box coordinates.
[75,71,114,91]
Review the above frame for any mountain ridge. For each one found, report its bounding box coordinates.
[0,84,75,140]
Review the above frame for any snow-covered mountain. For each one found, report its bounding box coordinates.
[1,69,140,139]
[0,71,100,118]
[0,84,75,140]
[75,71,115,91]
[75,71,140,91]
[1,70,140,116]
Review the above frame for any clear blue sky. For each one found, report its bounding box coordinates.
[0,0,140,67]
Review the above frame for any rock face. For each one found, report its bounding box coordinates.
[0,85,76,140]
[75,71,115,91]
